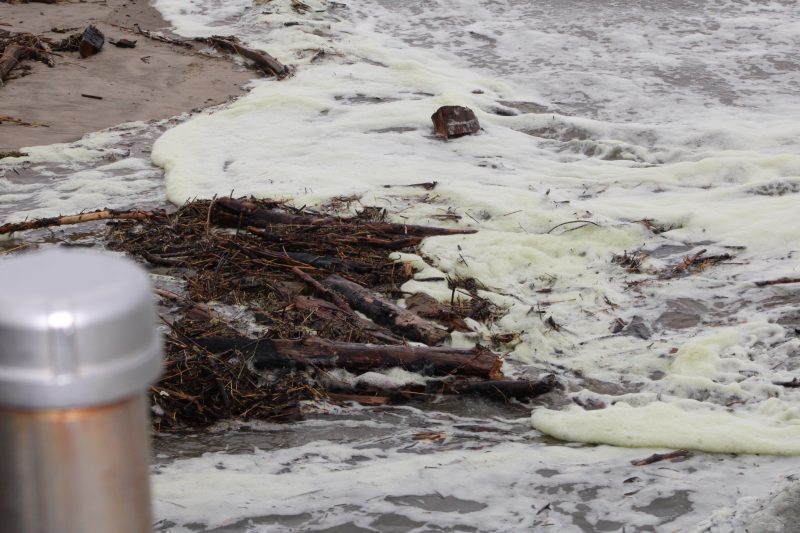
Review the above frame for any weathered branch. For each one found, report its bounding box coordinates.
[631,449,691,466]
[755,277,800,287]
[293,295,405,345]
[323,274,450,345]
[0,43,26,83]
[200,36,289,79]
[0,209,164,235]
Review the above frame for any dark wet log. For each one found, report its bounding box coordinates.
[0,43,26,83]
[79,25,104,58]
[447,375,558,401]
[383,182,438,191]
[235,243,374,274]
[405,292,469,332]
[774,377,800,388]
[212,197,477,238]
[200,36,289,79]
[0,208,164,235]
[293,295,405,345]
[283,251,373,273]
[0,151,27,159]
[755,277,800,287]
[323,274,450,345]
[360,220,475,238]
[197,336,503,379]
[291,267,353,310]
[326,392,390,406]
[631,449,691,466]
[431,106,480,140]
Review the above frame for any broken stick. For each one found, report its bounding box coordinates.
[631,449,691,466]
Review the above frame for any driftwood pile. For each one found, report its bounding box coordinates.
[1,197,557,429]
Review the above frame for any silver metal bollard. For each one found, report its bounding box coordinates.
[0,249,162,533]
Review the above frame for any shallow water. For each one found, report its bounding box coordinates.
[3,0,800,530]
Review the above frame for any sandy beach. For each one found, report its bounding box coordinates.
[0,0,253,151]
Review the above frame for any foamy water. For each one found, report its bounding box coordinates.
[3,0,800,530]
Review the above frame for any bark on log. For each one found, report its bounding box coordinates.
[323,274,450,345]
[213,197,477,238]
[293,295,405,345]
[0,43,26,83]
[202,36,289,79]
[196,336,503,379]
[448,375,558,401]
[0,209,163,235]
[291,267,351,311]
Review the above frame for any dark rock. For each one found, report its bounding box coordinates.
[431,105,480,140]
[79,25,105,58]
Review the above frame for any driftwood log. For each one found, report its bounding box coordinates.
[0,43,25,83]
[212,197,476,238]
[196,336,503,379]
[0,209,164,235]
[200,36,289,79]
[448,376,558,401]
[293,295,405,345]
[323,274,450,345]
[326,375,558,404]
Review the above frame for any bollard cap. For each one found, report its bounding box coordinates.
[0,248,162,409]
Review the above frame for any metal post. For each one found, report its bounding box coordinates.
[0,249,162,533]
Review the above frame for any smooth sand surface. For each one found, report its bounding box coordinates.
[0,0,255,151]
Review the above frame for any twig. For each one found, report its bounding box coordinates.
[546,220,601,234]
[755,277,800,287]
[631,449,691,466]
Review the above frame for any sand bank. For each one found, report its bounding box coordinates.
[0,0,254,151]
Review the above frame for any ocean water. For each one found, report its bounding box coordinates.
[3,0,800,530]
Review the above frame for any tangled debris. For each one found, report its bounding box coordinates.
[1,198,557,429]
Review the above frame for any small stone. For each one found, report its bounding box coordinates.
[431,105,480,140]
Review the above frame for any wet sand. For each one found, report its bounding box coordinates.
[0,0,254,151]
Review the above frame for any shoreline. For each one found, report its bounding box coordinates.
[0,0,254,151]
